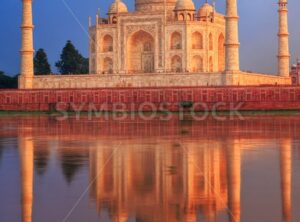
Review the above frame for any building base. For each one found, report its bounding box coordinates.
[21,72,291,89]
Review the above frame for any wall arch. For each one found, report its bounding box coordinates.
[191,56,203,72]
[102,57,113,74]
[171,55,182,72]
[209,56,213,72]
[112,16,117,24]
[192,32,203,49]
[218,33,225,72]
[170,32,182,50]
[209,33,213,51]
[102,35,113,52]
[127,30,155,73]
[178,13,185,21]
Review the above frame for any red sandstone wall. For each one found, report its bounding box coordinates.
[0,86,300,111]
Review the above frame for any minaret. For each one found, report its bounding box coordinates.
[225,0,240,73]
[278,0,290,77]
[19,0,34,89]
[227,140,241,222]
[279,139,292,222]
[19,137,34,222]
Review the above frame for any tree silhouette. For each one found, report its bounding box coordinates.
[34,48,51,75]
[55,40,89,75]
[0,71,18,88]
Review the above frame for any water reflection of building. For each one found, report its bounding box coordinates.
[19,136,34,222]
[0,143,3,165]
[280,139,292,222]
[14,117,297,222]
[226,140,241,222]
[89,141,228,222]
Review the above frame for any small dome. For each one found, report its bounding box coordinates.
[175,0,195,11]
[109,0,128,14]
[198,3,214,17]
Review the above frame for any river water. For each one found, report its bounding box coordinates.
[0,115,300,222]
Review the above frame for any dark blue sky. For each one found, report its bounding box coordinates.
[0,0,299,75]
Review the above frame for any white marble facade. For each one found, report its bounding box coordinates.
[19,0,292,89]
[89,0,226,75]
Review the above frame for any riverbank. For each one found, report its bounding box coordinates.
[1,110,300,118]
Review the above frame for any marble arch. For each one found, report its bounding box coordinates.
[102,57,113,74]
[192,32,203,50]
[218,33,225,72]
[191,56,203,72]
[170,32,182,50]
[102,34,113,52]
[171,55,182,72]
[127,30,155,73]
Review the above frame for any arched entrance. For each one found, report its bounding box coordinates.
[192,32,203,49]
[218,33,225,72]
[209,33,213,50]
[170,32,182,50]
[209,56,213,72]
[102,35,113,52]
[103,57,113,74]
[171,55,182,72]
[191,56,203,72]
[128,30,155,73]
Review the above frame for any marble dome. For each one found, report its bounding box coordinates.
[109,0,128,14]
[198,3,214,17]
[175,0,195,11]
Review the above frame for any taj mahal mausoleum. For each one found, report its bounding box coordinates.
[2,2,300,221]
[2,0,300,112]
[18,0,292,89]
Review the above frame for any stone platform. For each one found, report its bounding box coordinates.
[1,85,299,112]
[19,72,291,89]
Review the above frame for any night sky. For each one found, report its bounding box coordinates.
[0,0,299,75]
